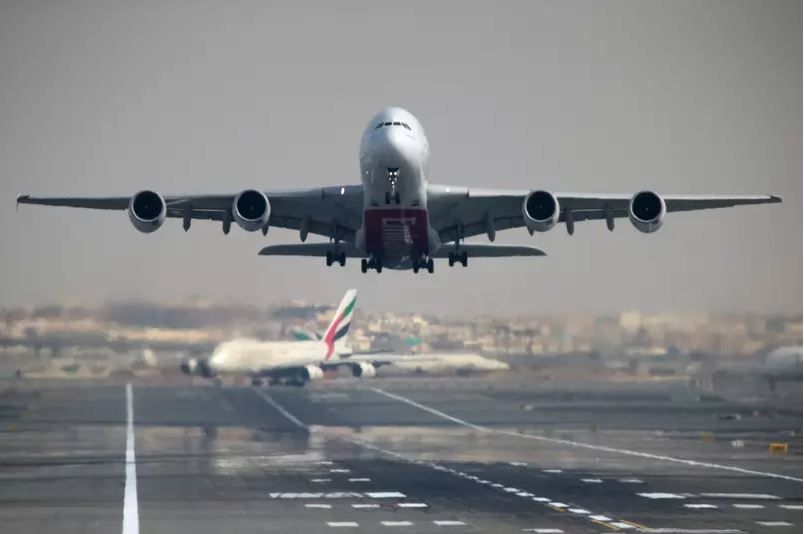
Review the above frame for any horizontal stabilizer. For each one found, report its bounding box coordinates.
[433,244,546,258]
[258,243,366,258]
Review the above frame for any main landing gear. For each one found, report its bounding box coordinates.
[412,256,434,274]
[326,250,346,267]
[448,250,468,267]
[361,256,383,273]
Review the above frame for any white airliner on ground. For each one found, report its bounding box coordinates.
[17,107,781,272]
[181,289,362,386]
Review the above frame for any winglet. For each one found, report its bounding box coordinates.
[769,195,782,203]
[16,194,28,211]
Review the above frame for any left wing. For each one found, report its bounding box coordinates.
[426,185,782,241]
[17,186,364,241]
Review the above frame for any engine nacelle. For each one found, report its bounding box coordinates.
[523,190,560,232]
[233,189,270,232]
[179,357,197,376]
[179,357,215,377]
[128,190,166,233]
[301,364,324,381]
[351,362,377,379]
[629,191,666,233]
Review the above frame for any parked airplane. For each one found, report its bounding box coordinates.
[180,289,364,386]
[17,107,781,272]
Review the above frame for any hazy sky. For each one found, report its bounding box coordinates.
[1,0,800,316]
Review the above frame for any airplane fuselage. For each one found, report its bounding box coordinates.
[356,107,440,270]
[209,338,333,374]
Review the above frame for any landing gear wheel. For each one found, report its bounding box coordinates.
[339,251,346,266]
[413,264,420,273]
[448,253,455,267]
[326,251,333,266]
[361,259,368,273]
[461,251,468,267]
[376,263,383,273]
[427,257,434,273]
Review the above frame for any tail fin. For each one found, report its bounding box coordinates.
[323,289,358,360]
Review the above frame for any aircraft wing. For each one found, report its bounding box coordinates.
[426,185,782,241]
[16,186,364,241]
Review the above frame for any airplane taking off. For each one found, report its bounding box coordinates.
[17,107,781,273]
[181,289,362,386]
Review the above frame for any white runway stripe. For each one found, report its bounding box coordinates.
[370,387,802,483]
[352,503,380,509]
[522,529,564,533]
[382,521,413,527]
[122,383,139,534]
[732,504,764,509]
[305,503,332,509]
[253,389,307,429]
[366,491,406,499]
[433,520,467,526]
[398,502,428,508]
[779,504,802,509]
[700,493,780,500]
[327,522,359,528]
[755,521,793,527]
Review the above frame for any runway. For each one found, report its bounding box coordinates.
[0,378,801,533]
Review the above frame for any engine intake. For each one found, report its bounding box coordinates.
[301,364,324,381]
[629,191,666,233]
[233,189,270,232]
[128,190,166,233]
[523,190,559,232]
[351,362,377,379]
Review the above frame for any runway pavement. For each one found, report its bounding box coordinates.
[0,377,801,533]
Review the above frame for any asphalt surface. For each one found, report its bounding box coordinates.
[0,377,801,533]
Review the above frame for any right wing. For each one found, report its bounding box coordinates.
[432,244,545,258]
[16,186,364,241]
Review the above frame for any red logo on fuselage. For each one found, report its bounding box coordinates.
[363,208,429,259]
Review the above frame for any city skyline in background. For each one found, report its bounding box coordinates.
[1,1,801,315]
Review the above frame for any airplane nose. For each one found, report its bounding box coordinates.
[376,128,419,168]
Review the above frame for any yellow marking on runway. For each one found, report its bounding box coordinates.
[591,519,619,530]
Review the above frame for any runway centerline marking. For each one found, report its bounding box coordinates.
[369,387,802,483]
[253,389,307,429]
[122,383,139,534]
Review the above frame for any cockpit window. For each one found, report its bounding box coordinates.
[374,121,413,131]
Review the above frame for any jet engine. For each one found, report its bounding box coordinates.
[300,364,324,381]
[629,191,666,233]
[523,190,559,232]
[233,189,270,232]
[128,190,166,233]
[179,357,197,375]
[179,357,215,377]
[351,362,377,378]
